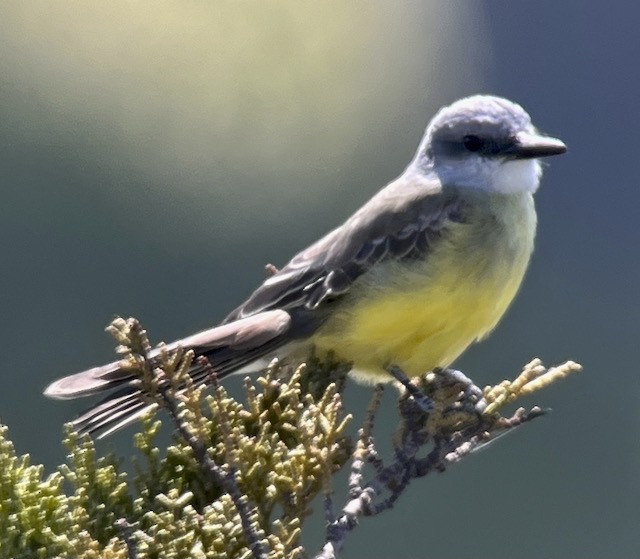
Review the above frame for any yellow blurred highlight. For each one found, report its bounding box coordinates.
[0,1,490,242]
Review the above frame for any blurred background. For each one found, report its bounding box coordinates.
[0,1,638,557]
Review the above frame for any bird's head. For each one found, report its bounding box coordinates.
[415,95,566,194]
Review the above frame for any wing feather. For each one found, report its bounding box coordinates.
[224,175,465,322]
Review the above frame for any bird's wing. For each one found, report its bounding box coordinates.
[223,173,465,322]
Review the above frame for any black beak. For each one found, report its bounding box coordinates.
[506,131,567,159]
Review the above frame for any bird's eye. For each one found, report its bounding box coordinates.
[463,135,484,152]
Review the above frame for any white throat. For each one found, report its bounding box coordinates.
[430,156,543,195]
[491,158,542,194]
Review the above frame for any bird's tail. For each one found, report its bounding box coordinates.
[44,310,293,438]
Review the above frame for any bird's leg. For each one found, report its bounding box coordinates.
[387,365,433,413]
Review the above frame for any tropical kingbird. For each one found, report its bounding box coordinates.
[45,95,566,436]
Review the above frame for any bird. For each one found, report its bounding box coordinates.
[44,94,566,437]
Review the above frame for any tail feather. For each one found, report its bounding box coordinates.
[72,388,147,435]
[45,310,295,437]
[44,361,132,400]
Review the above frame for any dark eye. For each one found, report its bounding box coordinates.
[463,135,484,152]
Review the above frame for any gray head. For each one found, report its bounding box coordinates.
[412,95,566,194]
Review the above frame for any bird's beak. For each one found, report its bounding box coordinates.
[507,131,567,159]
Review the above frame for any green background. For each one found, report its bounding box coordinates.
[1,2,637,557]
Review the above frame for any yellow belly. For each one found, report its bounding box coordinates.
[311,192,536,382]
